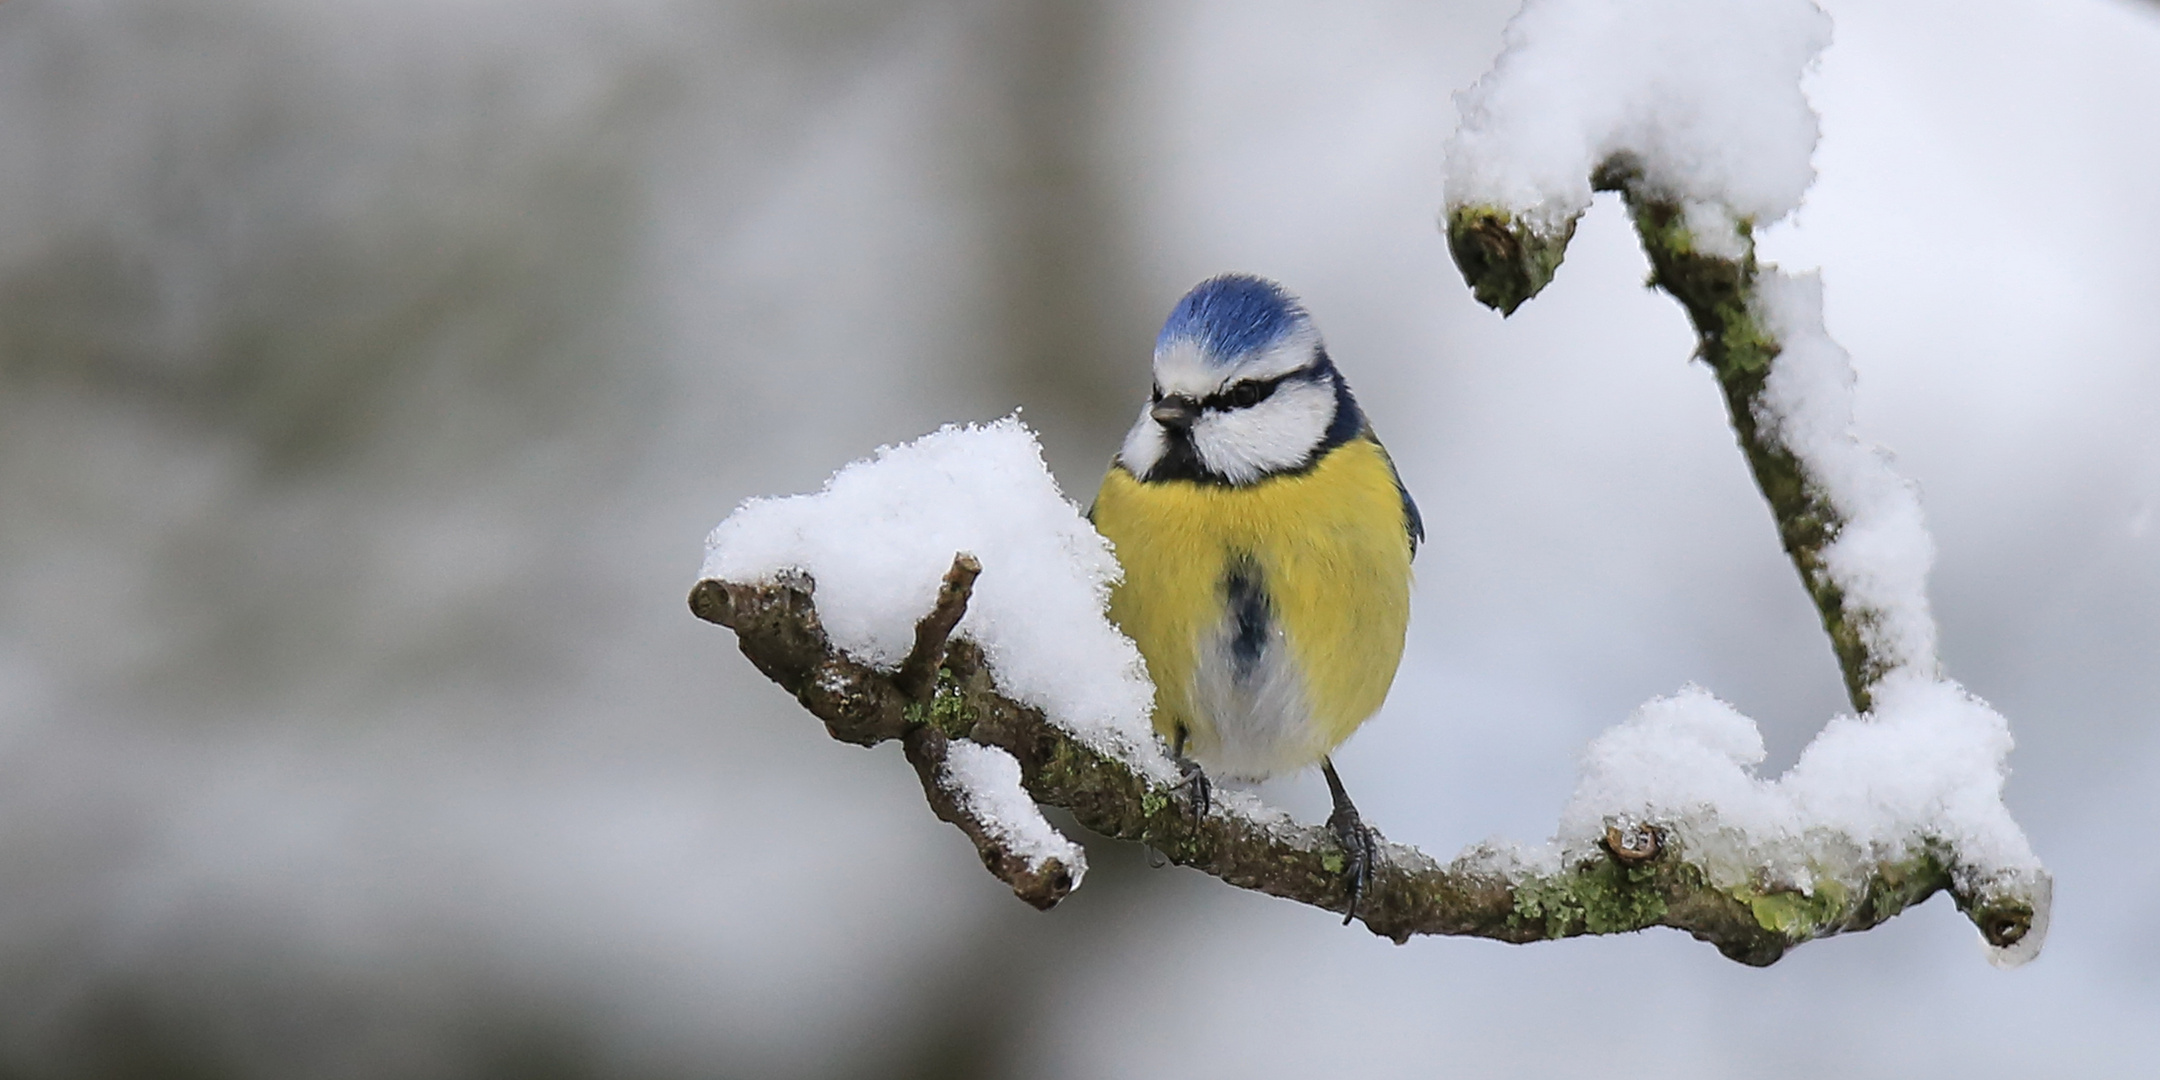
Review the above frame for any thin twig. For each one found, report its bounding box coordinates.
[895,553,982,701]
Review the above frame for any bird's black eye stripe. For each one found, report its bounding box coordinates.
[1204,372,1291,411]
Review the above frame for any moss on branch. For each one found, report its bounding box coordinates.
[1446,158,1900,711]
[690,563,2036,965]
[1443,206,1578,316]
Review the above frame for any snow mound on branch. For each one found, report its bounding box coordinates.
[702,416,1167,776]
[1445,0,1831,228]
[939,740,1086,880]
[1558,677,2047,965]
[1562,680,2035,873]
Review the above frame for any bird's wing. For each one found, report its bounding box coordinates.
[1366,432,1424,559]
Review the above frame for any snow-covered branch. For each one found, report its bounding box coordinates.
[1438,0,1942,710]
[690,557,2040,966]
[688,0,2049,970]
[1452,158,1923,709]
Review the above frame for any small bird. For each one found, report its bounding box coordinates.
[1090,273,1421,922]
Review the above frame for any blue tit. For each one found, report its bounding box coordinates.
[1090,273,1421,920]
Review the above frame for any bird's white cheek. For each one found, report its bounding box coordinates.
[1193,383,1335,483]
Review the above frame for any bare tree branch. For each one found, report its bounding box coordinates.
[895,553,982,701]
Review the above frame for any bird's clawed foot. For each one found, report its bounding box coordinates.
[1322,757,1377,926]
[1172,726,1211,820]
[1148,728,1212,870]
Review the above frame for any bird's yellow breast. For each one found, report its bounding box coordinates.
[1091,437,1414,778]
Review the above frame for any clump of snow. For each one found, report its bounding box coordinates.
[702,416,1169,777]
[1756,272,1940,676]
[938,740,1086,880]
[1444,0,1830,229]
[1680,200,1752,261]
[1558,678,2046,961]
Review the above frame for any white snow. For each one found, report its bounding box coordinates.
[937,740,1086,881]
[1561,680,2036,882]
[1756,272,1940,678]
[1444,0,1830,230]
[1556,677,2047,965]
[702,416,1170,779]
[1680,200,1752,262]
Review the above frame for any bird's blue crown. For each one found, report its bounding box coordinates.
[1155,274,1310,364]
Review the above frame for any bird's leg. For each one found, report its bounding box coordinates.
[1147,727,1210,869]
[1321,757,1377,926]
[1171,725,1211,820]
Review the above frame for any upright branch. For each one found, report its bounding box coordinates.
[1606,160,1897,709]
[1449,157,1896,711]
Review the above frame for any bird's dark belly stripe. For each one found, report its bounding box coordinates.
[1225,557,1269,683]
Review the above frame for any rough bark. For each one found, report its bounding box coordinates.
[1448,156,1902,711]
[689,556,2040,966]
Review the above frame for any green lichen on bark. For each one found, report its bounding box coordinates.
[903,667,977,740]
[691,570,2037,964]
[1445,159,1894,712]
[1507,858,1669,939]
[1443,204,1579,315]
[1746,882,1851,938]
[1606,178,1886,711]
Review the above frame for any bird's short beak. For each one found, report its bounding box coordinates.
[1150,395,1199,431]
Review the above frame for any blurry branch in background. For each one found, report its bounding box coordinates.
[690,551,2035,967]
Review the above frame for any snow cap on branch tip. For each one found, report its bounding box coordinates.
[1445,0,1831,228]
[940,740,1086,880]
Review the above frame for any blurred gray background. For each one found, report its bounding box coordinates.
[1,0,2154,1076]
